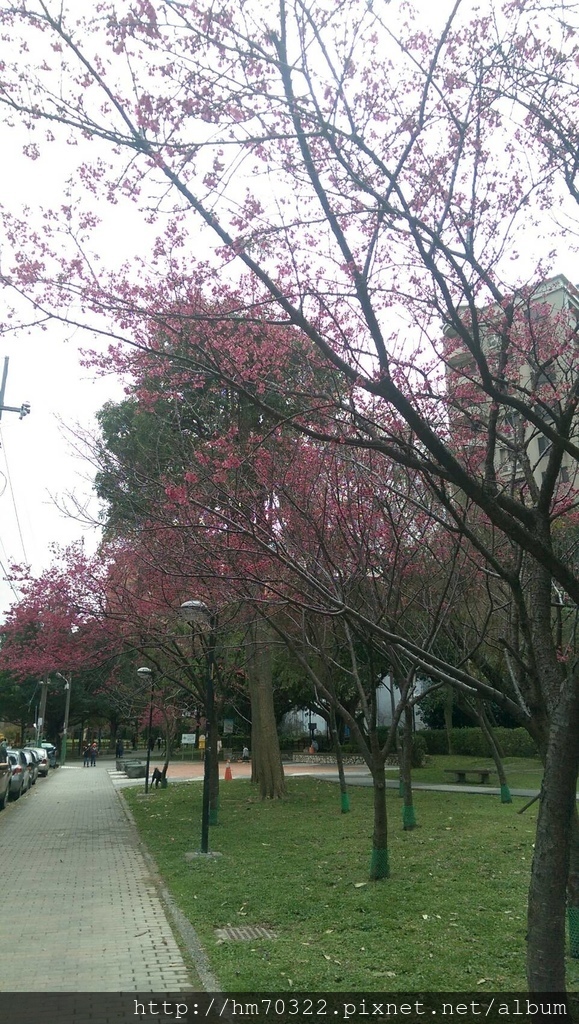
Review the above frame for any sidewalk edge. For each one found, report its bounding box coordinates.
[116,788,222,993]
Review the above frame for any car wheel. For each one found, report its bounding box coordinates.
[0,790,6,810]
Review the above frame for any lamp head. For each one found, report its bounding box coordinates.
[179,599,210,625]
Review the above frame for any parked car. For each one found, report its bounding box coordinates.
[39,742,57,768]
[22,748,39,785]
[0,737,10,810]
[6,749,31,799]
[24,746,49,777]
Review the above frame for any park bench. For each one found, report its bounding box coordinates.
[444,767,493,785]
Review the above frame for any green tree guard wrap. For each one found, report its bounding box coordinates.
[370,847,390,880]
[500,784,512,804]
[569,907,579,958]
[340,792,350,813]
[403,804,417,829]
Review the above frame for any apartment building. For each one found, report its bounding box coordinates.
[444,274,579,491]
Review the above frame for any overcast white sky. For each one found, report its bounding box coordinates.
[0,132,130,619]
[0,334,121,618]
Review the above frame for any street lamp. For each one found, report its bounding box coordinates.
[55,672,72,766]
[137,666,155,794]
[180,600,215,854]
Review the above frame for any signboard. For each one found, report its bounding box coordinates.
[223,719,234,735]
[181,733,196,745]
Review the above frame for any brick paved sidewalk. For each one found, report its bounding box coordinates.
[0,762,206,992]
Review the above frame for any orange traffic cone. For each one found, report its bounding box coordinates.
[224,762,233,781]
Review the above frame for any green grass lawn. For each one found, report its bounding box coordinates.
[411,755,544,791]
[123,773,579,993]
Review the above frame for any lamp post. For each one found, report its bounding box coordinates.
[137,666,155,794]
[180,600,215,854]
[55,672,72,766]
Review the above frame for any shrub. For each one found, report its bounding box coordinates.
[495,727,539,758]
[420,727,538,758]
[411,732,428,767]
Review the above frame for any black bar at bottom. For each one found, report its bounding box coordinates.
[0,992,574,1024]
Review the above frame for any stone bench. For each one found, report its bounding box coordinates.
[444,768,493,785]
[118,758,147,779]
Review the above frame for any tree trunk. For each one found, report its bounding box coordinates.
[444,684,453,755]
[524,556,578,990]
[526,674,579,991]
[568,810,579,959]
[329,706,349,812]
[247,616,286,799]
[401,704,417,829]
[369,735,389,879]
[161,725,171,786]
[476,700,511,803]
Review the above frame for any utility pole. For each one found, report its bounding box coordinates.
[37,675,49,743]
[0,357,31,421]
[56,673,72,766]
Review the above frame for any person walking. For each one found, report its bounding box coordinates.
[83,744,91,767]
[90,742,98,767]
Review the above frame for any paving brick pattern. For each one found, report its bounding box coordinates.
[0,762,198,992]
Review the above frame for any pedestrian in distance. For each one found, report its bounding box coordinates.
[83,744,91,767]
[242,746,250,762]
[90,742,98,767]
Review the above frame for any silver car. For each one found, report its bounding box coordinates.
[6,750,31,799]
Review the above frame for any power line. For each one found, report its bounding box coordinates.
[0,424,29,565]
[0,551,21,604]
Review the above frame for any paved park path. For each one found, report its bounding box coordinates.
[0,760,211,993]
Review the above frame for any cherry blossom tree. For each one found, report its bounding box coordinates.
[0,544,110,679]
[1,0,579,991]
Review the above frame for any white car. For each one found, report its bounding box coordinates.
[24,747,50,777]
